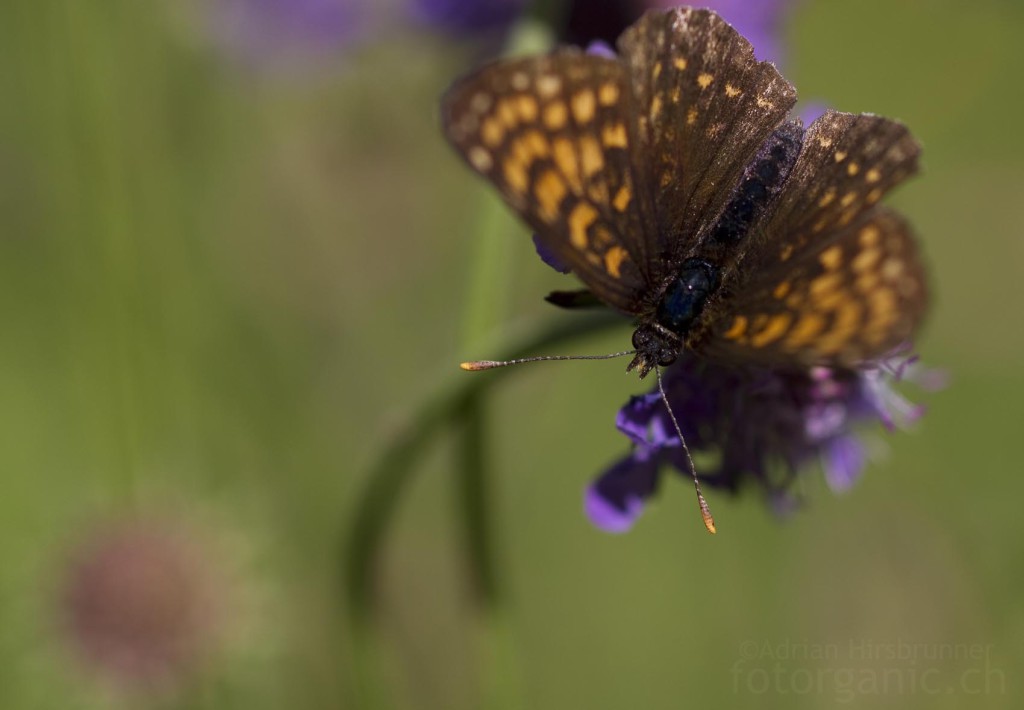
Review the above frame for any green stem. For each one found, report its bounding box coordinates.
[345,310,622,617]
[450,8,560,617]
[346,11,576,708]
[456,393,497,605]
[459,193,516,352]
[344,311,624,705]
[456,392,522,709]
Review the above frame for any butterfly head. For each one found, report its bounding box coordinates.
[628,257,722,377]
[627,323,679,378]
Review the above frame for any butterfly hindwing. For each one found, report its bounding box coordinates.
[697,207,927,366]
[441,49,660,315]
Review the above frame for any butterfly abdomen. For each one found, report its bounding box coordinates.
[707,121,804,248]
[652,124,805,342]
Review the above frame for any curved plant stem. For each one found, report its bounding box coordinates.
[455,393,497,605]
[455,393,521,709]
[345,15,577,708]
[344,311,624,705]
[345,311,622,615]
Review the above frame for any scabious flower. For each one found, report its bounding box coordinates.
[410,0,529,37]
[59,516,230,693]
[208,0,368,66]
[585,349,944,533]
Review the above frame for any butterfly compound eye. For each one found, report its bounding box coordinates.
[631,324,679,370]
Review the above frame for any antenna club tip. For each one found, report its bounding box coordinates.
[460,361,495,371]
[697,494,716,534]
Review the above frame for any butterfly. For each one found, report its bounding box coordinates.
[441,7,927,379]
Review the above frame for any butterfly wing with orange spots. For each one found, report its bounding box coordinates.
[693,111,927,366]
[442,49,661,315]
[616,9,797,269]
[742,110,921,272]
[442,10,929,371]
[442,7,800,315]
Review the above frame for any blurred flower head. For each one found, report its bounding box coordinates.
[586,349,944,533]
[59,516,230,692]
[209,0,368,66]
[410,0,529,37]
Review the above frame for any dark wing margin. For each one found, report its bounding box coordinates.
[617,7,797,270]
[696,207,928,367]
[441,49,660,315]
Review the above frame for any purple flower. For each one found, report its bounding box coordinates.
[532,234,572,274]
[585,349,942,533]
[410,0,528,36]
[799,101,829,126]
[209,0,367,66]
[59,517,230,693]
[585,450,660,533]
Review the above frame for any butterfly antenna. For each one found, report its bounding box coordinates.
[655,365,717,535]
[461,350,635,370]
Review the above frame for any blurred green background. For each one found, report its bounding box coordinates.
[2,0,1022,708]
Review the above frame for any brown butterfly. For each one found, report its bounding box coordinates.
[442,8,926,377]
[442,7,928,532]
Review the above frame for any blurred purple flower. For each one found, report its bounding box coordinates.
[585,449,660,533]
[585,40,618,60]
[799,101,829,126]
[59,517,228,692]
[411,0,529,36]
[210,0,367,65]
[585,350,943,533]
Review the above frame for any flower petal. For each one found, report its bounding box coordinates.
[823,435,866,492]
[412,0,527,34]
[798,101,829,126]
[585,453,660,533]
[615,393,675,448]
[585,40,617,59]
[532,234,572,274]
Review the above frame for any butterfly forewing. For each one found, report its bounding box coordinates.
[698,207,927,366]
[442,50,660,315]
[617,8,797,268]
